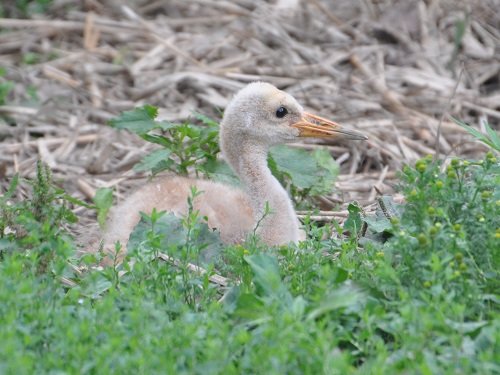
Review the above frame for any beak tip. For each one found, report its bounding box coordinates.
[341,132,368,141]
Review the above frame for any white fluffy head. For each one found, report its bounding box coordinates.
[220,82,304,146]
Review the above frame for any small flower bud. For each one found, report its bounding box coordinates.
[417,233,428,246]
[481,191,492,200]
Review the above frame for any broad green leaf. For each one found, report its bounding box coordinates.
[140,133,173,147]
[244,253,292,305]
[268,145,338,197]
[344,202,362,235]
[233,292,267,321]
[361,196,401,234]
[334,267,349,283]
[109,105,161,134]
[78,272,113,299]
[202,159,240,186]
[363,215,391,233]
[311,148,340,195]
[128,211,224,265]
[134,149,172,173]
[269,145,319,189]
[244,253,281,294]
[93,188,114,228]
[306,284,364,320]
[0,238,16,252]
[193,112,220,127]
[445,319,488,334]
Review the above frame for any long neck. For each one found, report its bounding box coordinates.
[223,138,300,245]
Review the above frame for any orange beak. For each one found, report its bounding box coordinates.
[292,112,367,140]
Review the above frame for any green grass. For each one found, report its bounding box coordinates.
[1,150,499,372]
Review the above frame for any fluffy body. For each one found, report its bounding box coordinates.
[104,176,254,248]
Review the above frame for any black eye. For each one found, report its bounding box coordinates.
[276,106,288,118]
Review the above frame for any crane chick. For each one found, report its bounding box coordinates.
[100,82,367,261]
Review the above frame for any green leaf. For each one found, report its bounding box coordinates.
[244,253,292,305]
[268,146,338,196]
[484,122,500,151]
[344,202,362,235]
[453,117,500,152]
[78,272,113,299]
[109,105,160,134]
[445,319,488,334]
[311,148,339,195]
[193,112,220,127]
[244,253,281,294]
[128,211,224,265]
[202,159,240,186]
[233,292,267,321]
[307,284,364,320]
[269,146,318,189]
[363,215,392,233]
[0,174,19,203]
[62,193,94,209]
[93,188,114,228]
[140,133,173,147]
[133,149,172,173]
[362,196,401,234]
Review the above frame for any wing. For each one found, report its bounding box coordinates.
[100,176,253,262]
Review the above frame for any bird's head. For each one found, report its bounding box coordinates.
[220,82,367,147]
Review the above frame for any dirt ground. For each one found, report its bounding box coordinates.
[0,0,498,229]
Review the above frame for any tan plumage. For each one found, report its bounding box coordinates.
[100,82,366,261]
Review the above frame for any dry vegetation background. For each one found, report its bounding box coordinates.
[0,0,499,229]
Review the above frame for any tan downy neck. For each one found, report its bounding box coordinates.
[222,137,300,245]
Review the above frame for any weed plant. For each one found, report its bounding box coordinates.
[1,154,498,372]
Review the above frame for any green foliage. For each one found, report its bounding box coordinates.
[0,161,81,274]
[1,145,498,372]
[343,201,363,237]
[92,187,113,228]
[128,210,224,266]
[0,67,14,106]
[268,146,339,206]
[109,107,220,177]
[453,117,500,152]
[385,154,499,295]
